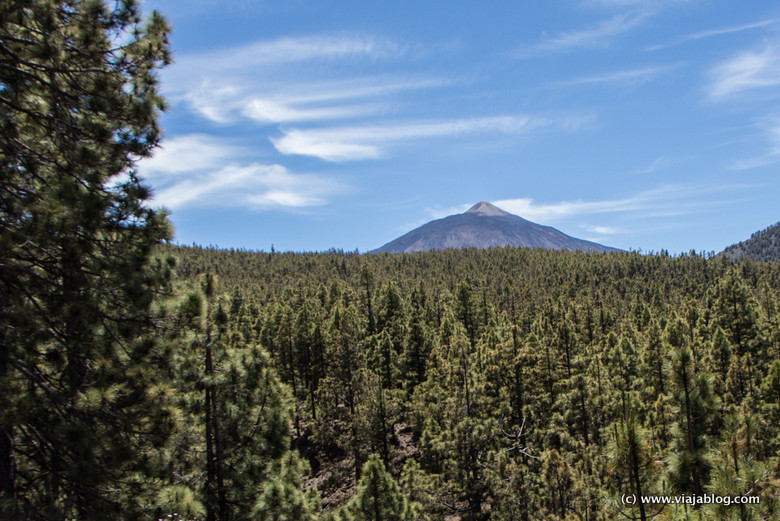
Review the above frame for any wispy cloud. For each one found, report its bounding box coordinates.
[238,78,447,125]
[179,81,373,125]
[429,184,744,223]
[557,64,675,86]
[635,155,668,174]
[582,224,622,235]
[138,134,342,210]
[493,189,666,221]
[152,163,341,210]
[173,34,404,75]
[270,114,588,161]
[516,11,647,57]
[495,184,749,222]
[139,134,244,177]
[163,33,424,125]
[708,43,780,99]
[731,153,780,170]
[731,119,780,170]
[175,73,447,125]
[242,99,372,125]
[583,0,688,7]
[492,186,727,222]
[648,18,780,51]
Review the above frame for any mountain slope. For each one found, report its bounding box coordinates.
[720,222,780,262]
[372,201,619,254]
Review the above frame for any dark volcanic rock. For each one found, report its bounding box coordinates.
[373,201,619,254]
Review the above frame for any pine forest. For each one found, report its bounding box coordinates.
[2,1,780,520]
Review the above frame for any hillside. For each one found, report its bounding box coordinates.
[721,221,780,262]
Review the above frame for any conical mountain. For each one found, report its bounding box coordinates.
[372,201,619,254]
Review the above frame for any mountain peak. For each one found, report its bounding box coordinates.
[373,201,619,253]
[465,201,511,217]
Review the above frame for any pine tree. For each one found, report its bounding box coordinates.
[706,406,777,521]
[1,0,171,517]
[168,279,306,521]
[402,284,433,390]
[713,269,763,360]
[607,413,657,521]
[540,448,576,519]
[666,347,717,497]
[253,452,319,521]
[346,454,408,521]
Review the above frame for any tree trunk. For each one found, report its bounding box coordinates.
[0,307,15,501]
[0,426,13,502]
[680,358,703,496]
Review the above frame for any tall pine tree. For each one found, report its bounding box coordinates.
[0,0,172,517]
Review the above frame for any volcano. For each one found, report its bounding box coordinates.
[372,201,619,254]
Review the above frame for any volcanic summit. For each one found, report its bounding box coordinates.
[372,201,619,254]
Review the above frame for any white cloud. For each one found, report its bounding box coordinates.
[175,75,447,125]
[173,34,402,77]
[275,78,448,104]
[557,65,675,86]
[731,152,780,170]
[635,155,668,174]
[271,129,383,161]
[243,99,370,124]
[731,119,780,170]
[237,78,448,124]
[270,115,588,161]
[139,134,243,178]
[492,185,748,222]
[584,0,687,6]
[246,190,325,208]
[180,82,245,123]
[708,43,780,99]
[648,19,780,51]
[137,134,342,210]
[425,184,743,224]
[516,11,647,57]
[152,163,340,210]
[161,33,427,125]
[494,188,668,222]
[494,196,636,221]
[582,225,622,234]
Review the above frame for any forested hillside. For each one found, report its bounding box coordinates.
[721,222,780,263]
[169,244,780,520]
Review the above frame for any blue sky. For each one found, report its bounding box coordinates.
[138,0,780,254]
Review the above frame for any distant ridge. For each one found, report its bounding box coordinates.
[372,201,619,254]
[720,222,780,262]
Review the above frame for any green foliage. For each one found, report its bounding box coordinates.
[162,276,305,521]
[0,3,318,520]
[607,413,658,520]
[1,0,173,518]
[253,452,319,521]
[165,244,780,521]
[345,454,408,521]
[666,346,718,496]
[5,75,779,521]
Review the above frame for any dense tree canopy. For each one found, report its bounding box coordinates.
[3,1,780,520]
[169,244,780,520]
[1,0,174,517]
[1,2,310,520]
